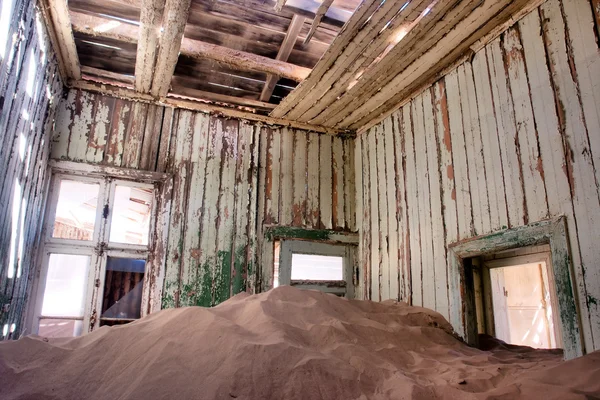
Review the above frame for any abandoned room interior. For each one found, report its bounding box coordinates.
[1,0,600,397]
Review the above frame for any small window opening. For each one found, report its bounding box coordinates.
[471,245,562,350]
[291,254,343,281]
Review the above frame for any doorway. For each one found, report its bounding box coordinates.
[472,245,562,349]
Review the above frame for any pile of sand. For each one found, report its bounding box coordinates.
[1,286,599,399]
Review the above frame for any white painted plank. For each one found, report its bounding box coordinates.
[333,136,345,230]
[403,105,422,306]
[319,134,333,229]
[503,26,549,223]
[354,136,364,299]
[445,69,473,240]
[433,79,461,330]
[413,94,435,310]
[292,130,307,227]
[461,62,491,235]
[424,87,449,320]
[519,9,592,350]
[471,51,509,231]
[67,91,93,162]
[486,38,526,228]
[51,89,76,160]
[392,111,410,302]
[280,127,294,226]
[376,124,390,300]
[384,116,400,300]
[368,129,380,301]
[306,133,320,228]
[343,138,356,232]
[360,134,371,299]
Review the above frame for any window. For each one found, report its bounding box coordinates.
[31,172,158,338]
[275,240,355,298]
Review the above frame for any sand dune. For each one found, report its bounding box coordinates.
[1,286,599,399]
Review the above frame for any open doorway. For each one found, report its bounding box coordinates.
[471,245,562,349]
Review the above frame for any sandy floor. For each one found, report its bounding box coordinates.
[1,286,599,399]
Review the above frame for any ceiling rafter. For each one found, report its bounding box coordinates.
[260,14,306,102]
[150,0,192,97]
[39,0,82,80]
[135,0,165,93]
[303,0,335,45]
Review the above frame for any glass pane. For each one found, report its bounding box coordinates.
[41,254,90,317]
[109,185,153,245]
[101,257,146,322]
[52,180,99,241]
[291,254,343,281]
[38,318,83,338]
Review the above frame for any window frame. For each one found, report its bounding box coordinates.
[26,161,172,337]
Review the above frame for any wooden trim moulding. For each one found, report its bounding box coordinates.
[68,79,352,136]
[447,216,583,360]
[49,160,170,182]
[264,226,359,244]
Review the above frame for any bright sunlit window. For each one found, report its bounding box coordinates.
[291,254,344,281]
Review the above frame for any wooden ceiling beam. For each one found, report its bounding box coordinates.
[81,65,135,85]
[150,0,192,97]
[135,0,166,93]
[39,0,82,80]
[260,15,305,102]
[303,0,335,45]
[170,86,276,111]
[70,12,311,84]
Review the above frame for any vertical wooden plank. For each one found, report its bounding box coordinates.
[197,117,225,306]
[384,116,399,300]
[264,127,281,225]
[471,51,509,231]
[139,105,163,171]
[104,99,130,167]
[354,136,364,299]
[344,138,356,232]
[367,129,380,301]
[486,38,526,228]
[519,9,593,350]
[376,124,390,300]
[433,79,461,330]
[460,63,491,235]
[156,107,174,173]
[360,134,371,299]
[121,102,148,169]
[393,111,410,303]
[413,94,435,310]
[85,95,111,164]
[179,113,209,307]
[67,90,93,162]
[332,136,345,230]
[292,130,307,227]
[503,26,549,223]
[319,135,333,229]
[232,122,253,295]
[562,0,600,195]
[161,110,192,308]
[424,87,449,320]
[280,127,293,226]
[542,0,600,348]
[445,69,474,240]
[246,124,260,292]
[50,89,76,160]
[256,126,269,292]
[306,133,320,229]
[403,105,422,306]
[214,118,238,305]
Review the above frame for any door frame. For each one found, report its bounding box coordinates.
[448,216,583,359]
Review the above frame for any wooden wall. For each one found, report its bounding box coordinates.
[0,0,63,337]
[50,88,356,308]
[356,0,600,352]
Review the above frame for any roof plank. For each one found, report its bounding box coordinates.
[135,0,165,92]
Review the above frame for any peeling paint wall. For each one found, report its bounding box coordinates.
[0,0,63,338]
[356,0,600,352]
[51,88,356,308]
